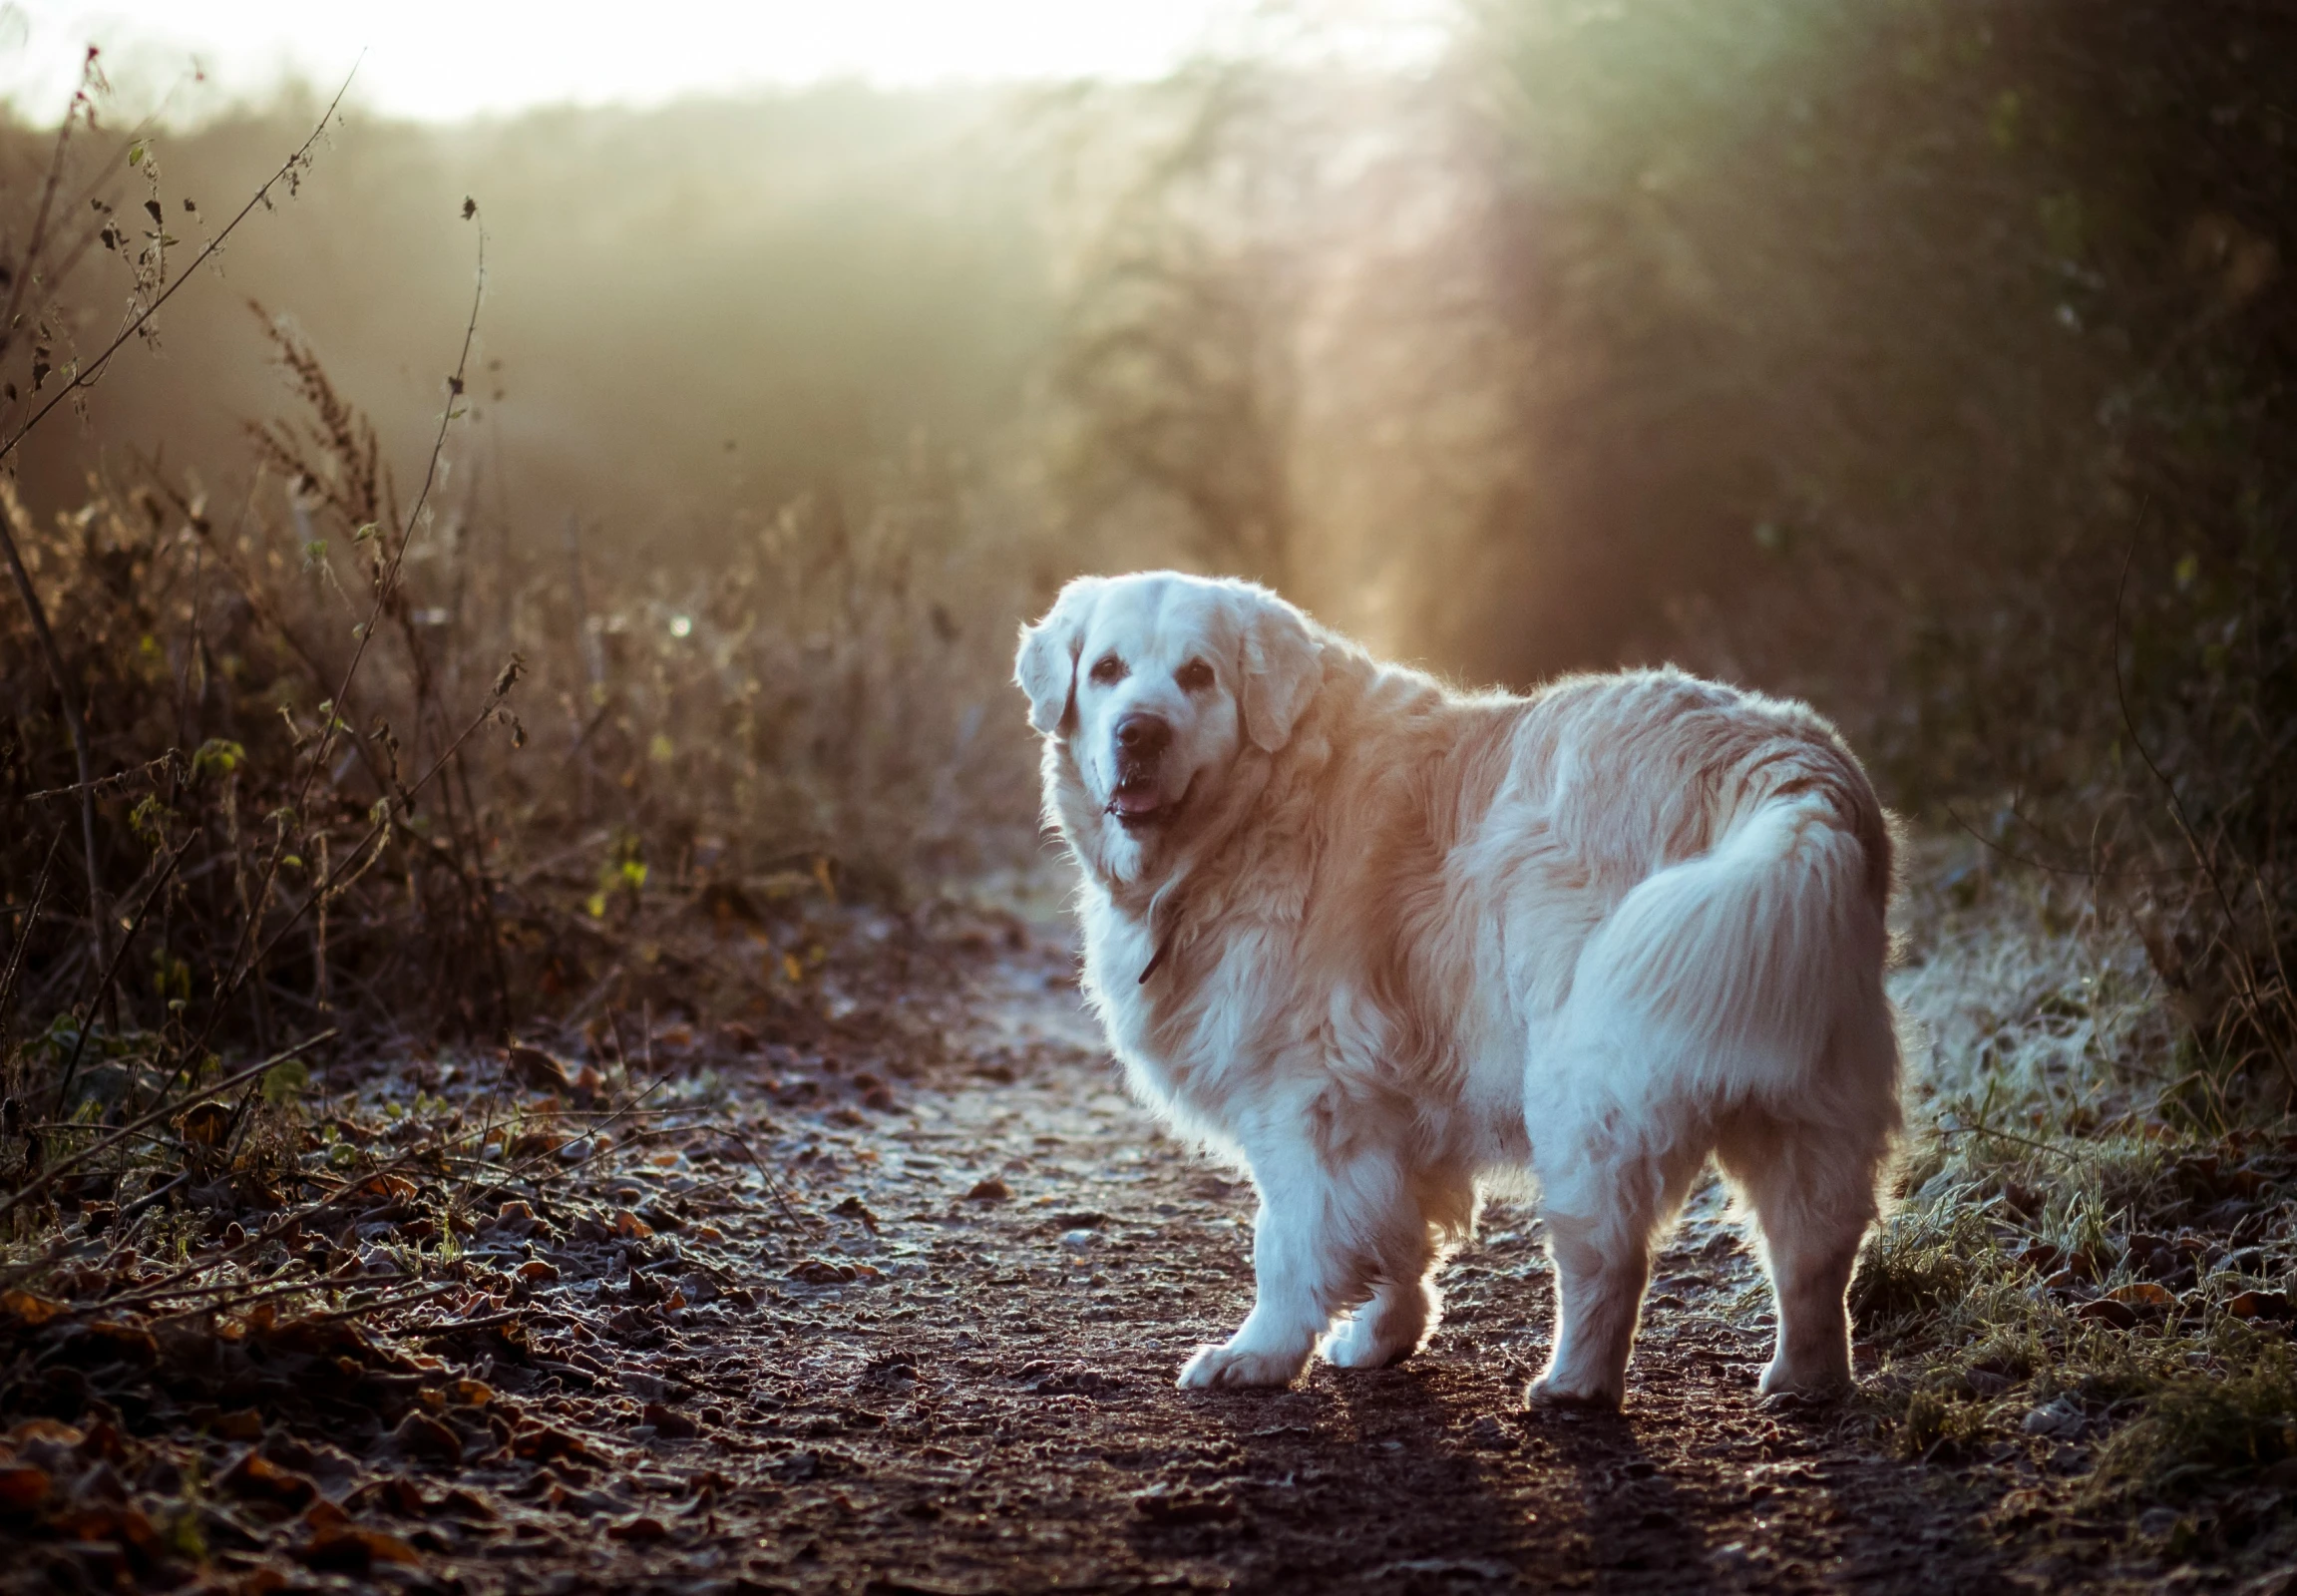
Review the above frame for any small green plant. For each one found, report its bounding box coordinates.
[1849,1201,1991,1340]
[2091,1340,2297,1505]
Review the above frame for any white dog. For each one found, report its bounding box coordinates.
[1016,572,1901,1406]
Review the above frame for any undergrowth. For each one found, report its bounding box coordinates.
[1859,839,2297,1574]
[0,93,1042,1345]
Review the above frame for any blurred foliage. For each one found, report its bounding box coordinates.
[0,6,2286,1094]
[0,321,1035,1048]
[1052,0,2295,1107]
[5,86,1061,562]
[0,84,1049,1059]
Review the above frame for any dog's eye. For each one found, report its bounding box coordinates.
[1175,657,1215,693]
[1089,654,1127,685]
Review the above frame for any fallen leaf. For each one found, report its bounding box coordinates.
[1133,1483,1241,1525]
[0,1291,66,1327]
[2229,1291,2296,1322]
[0,1463,49,1511]
[642,1403,699,1438]
[2106,1281,2174,1307]
[178,1099,231,1144]
[5,1419,82,1446]
[347,1476,427,1516]
[511,1423,590,1463]
[606,1513,669,1541]
[504,1045,574,1092]
[51,1499,161,1552]
[301,1522,421,1572]
[73,1420,126,1463]
[390,1411,463,1467]
[218,1449,319,1508]
[964,1177,1011,1203]
[490,1199,539,1235]
[787,1258,859,1285]
[833,1196,882,1231]
[436,1486,498,1521]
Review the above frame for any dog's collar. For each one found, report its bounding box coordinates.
[1139,933,1173,985]
[1137,876,1185,985]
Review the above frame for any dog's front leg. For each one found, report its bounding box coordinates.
[1178,1132,1362,1390]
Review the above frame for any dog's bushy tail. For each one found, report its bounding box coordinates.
[1566,764,1899,1108]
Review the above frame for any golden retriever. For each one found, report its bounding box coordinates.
[1016,572,1901,1405]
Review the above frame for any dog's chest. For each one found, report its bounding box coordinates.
[1076,904,1164,1059]
[1076,897,1307,1106]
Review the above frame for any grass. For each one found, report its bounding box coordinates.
[1852,841,2297,1569]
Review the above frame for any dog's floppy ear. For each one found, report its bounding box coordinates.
[1238,588,1322,753]
[1015,578,1102,737]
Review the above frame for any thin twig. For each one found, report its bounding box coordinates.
[1941,800,2193,883]
[50,829,195,1116]
[0,53,91,368]
[414,1309,524,1340]
[0,1030,334,1224]
[0,65,361,467]
[189,671,518,1059]
[2111,530,2294,1091]
[19,751,184,804]
[0,830,65,1036]
[0,70,354,1064]
[148,1278,461,1328]
[1935,1122,2085,1164]
[0,491,107,982]
[198,222,486,1059]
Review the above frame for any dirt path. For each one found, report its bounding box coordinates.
[450,940,2022,1596]
[3,931,2058,1596]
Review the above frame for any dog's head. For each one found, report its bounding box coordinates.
[1016,572,1322,879]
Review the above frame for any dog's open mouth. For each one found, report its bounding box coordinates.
[1107,771,1185,831]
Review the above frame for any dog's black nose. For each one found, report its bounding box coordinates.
[1114,712,1171,758]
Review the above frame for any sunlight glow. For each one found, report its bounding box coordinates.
[0,1,1446,124]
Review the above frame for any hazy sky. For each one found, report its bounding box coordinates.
[0,1,1447,123]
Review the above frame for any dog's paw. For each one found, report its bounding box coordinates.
[1322,1316,1419,1370]
[1756,1364,1850,1406]
[1524,1374,1623,1410]
[1177,1342,1307,1390]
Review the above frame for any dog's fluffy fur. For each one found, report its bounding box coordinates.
[1016,572,1901,1404]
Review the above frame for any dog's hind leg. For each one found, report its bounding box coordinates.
[1526,1114,1706,1408]
[1716,1100,1890,1402]
[1179,1114,1419,1390]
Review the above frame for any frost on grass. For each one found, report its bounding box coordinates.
[1851,840,2297,1571]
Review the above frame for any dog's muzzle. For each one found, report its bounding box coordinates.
[1108,713,1178,829]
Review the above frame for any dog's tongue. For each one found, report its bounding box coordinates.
[1111,784,1161,816]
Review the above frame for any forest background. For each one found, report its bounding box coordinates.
[0,0,2292,1576]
